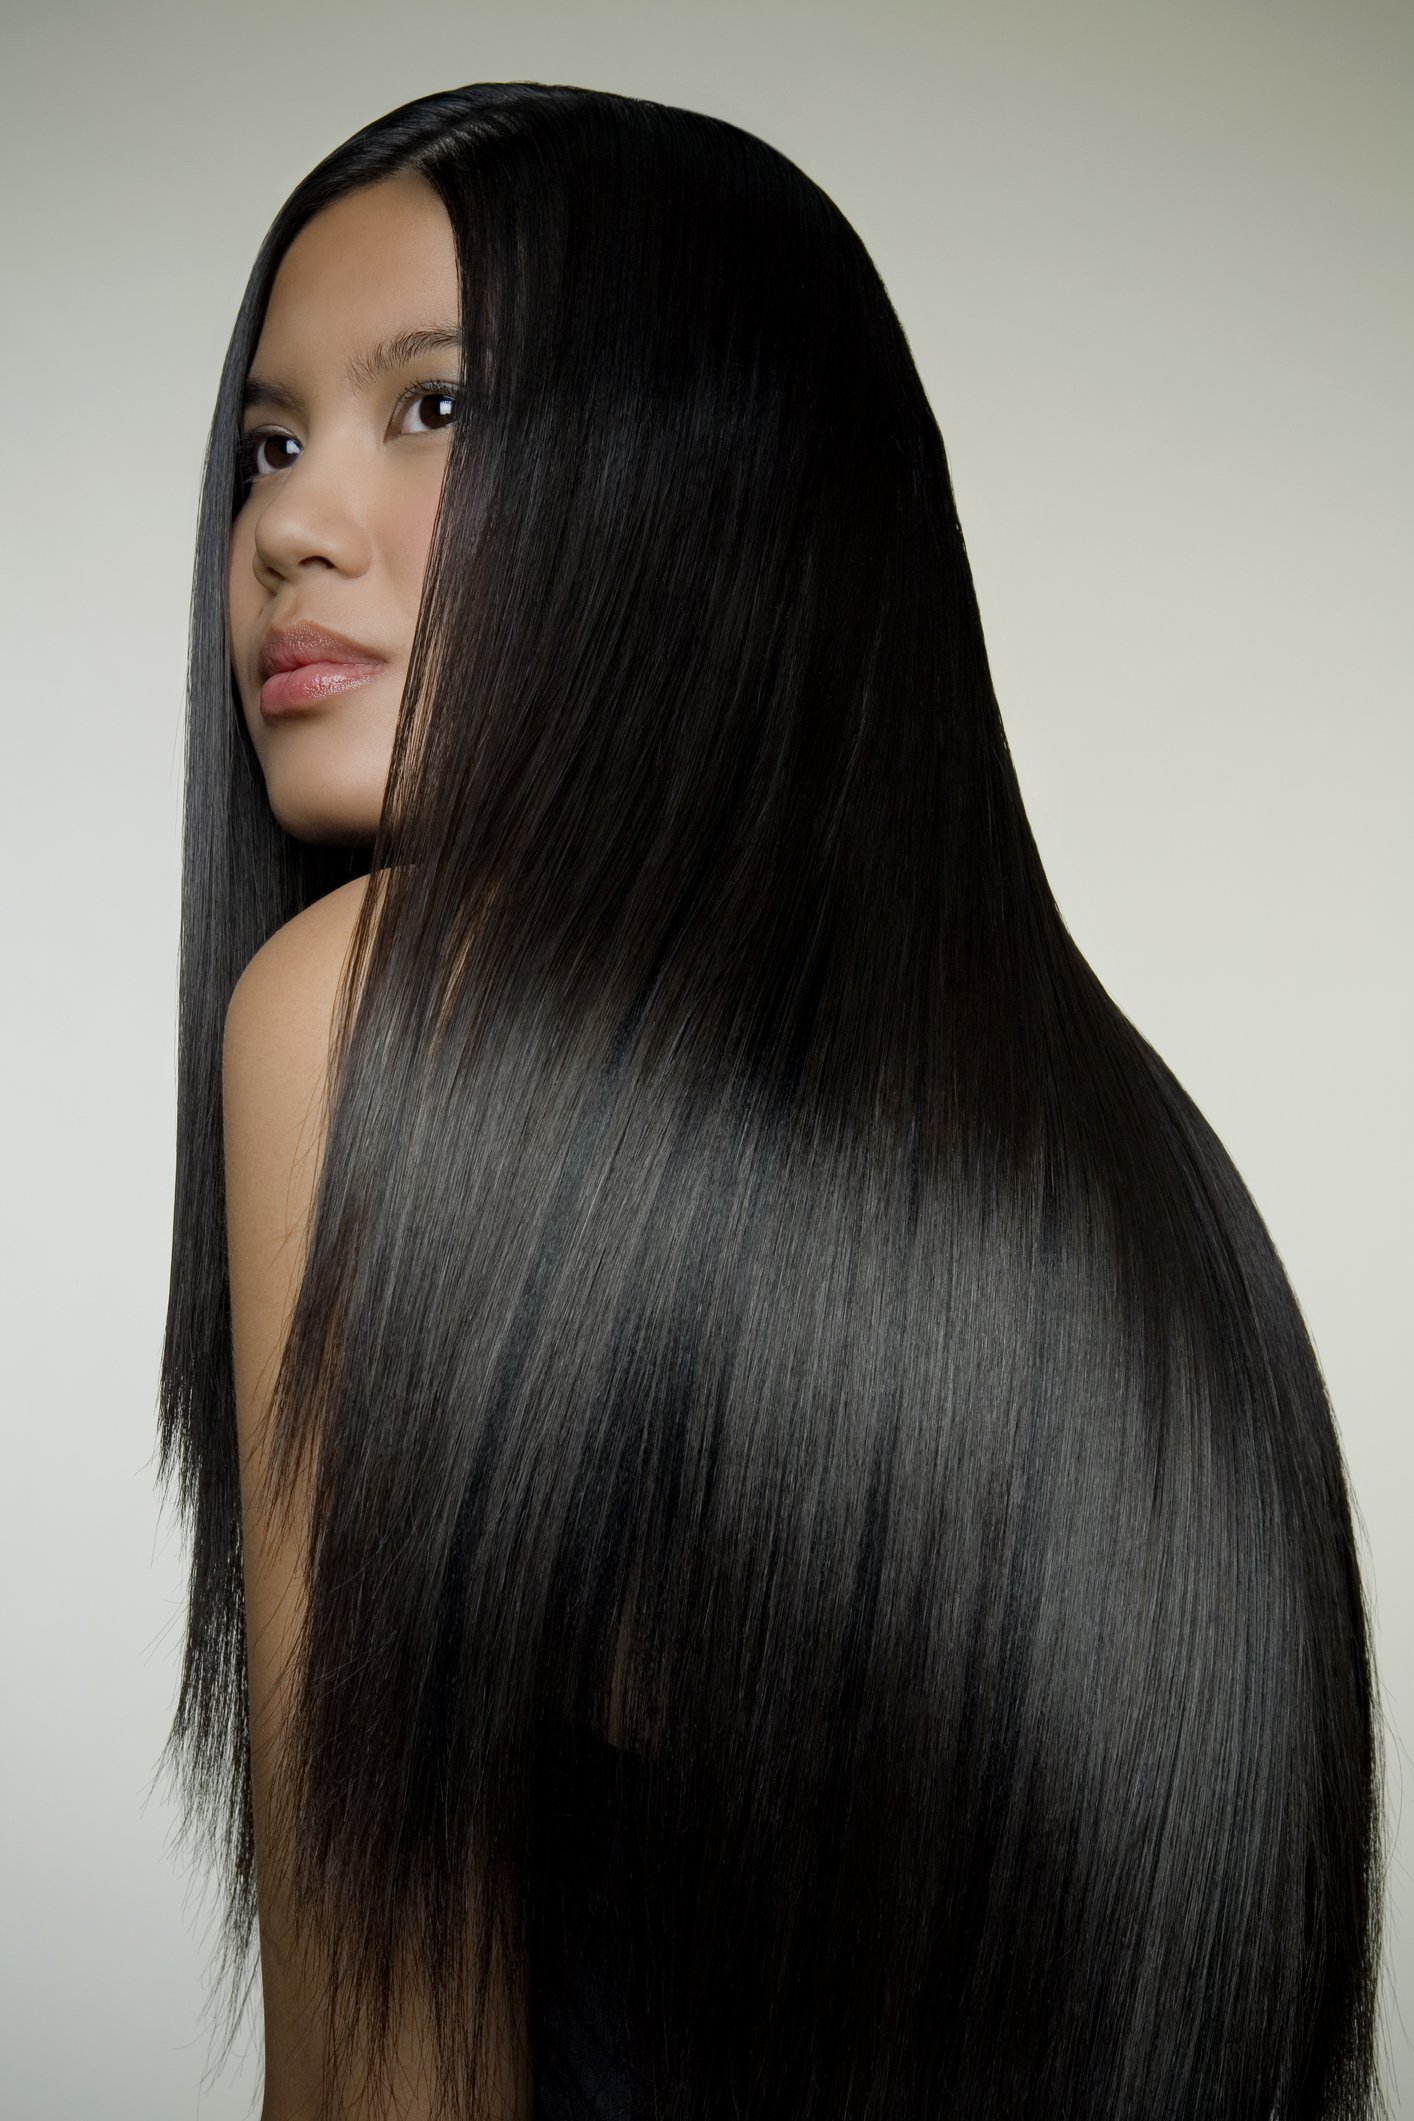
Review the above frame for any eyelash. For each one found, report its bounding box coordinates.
[235,377,462,492]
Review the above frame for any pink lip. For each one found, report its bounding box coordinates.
[260,659,385,715]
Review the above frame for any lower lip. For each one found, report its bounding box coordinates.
[260,659,385,714]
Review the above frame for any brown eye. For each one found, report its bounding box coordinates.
[398,383,460,434]
[236,431,299,489]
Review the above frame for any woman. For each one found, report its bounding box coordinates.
[157,81,1385,2121]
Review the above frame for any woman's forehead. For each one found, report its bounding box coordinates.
[250,177,457,382]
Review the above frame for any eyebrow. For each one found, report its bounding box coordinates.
[240,325,463,417]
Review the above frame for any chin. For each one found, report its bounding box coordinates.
[269,792,379,850]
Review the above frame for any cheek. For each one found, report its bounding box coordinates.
[227,525,262,742]
[228,524,256,653]
[394,476,445,595]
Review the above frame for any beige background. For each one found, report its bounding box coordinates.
[1,2,1408,2113]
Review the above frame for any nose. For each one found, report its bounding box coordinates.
[247,436,376,589]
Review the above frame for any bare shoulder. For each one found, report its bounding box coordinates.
[221,873,373,1308]
[224,871,373,1054]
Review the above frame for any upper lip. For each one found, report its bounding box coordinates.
[257,620,387,683]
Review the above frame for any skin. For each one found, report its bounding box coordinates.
[228,171,460,847]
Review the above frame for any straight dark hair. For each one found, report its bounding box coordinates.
[157,80,1385,2120]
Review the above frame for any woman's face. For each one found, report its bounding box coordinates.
[228,171,460,846]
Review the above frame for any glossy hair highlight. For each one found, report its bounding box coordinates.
[157,81,1386,2120]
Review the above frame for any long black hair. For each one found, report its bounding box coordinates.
[157,81,1385,2119]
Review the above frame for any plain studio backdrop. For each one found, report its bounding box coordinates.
[0,2,1408,2114]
